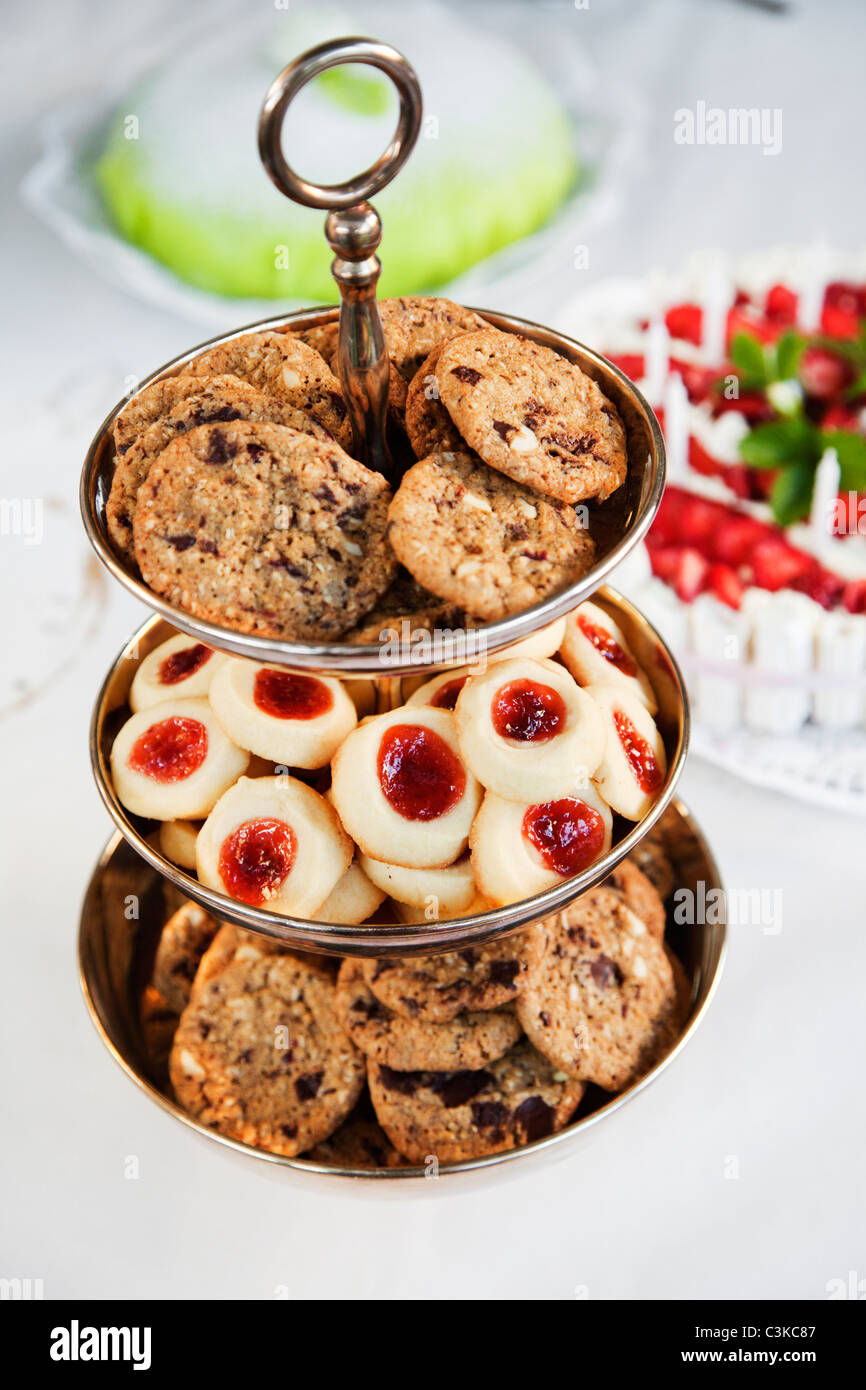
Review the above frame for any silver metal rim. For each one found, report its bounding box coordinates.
[79,306,666,677]
[78,810,726,1179]
[89,592,690,956]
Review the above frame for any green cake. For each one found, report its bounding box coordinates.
[95,3,578,302]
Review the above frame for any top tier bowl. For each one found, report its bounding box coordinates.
[80,305,664,676]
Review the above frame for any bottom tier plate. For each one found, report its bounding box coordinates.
[78,798,726,1180]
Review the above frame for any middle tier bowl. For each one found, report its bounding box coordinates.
[80,307,664,677]
[91,587,689,956]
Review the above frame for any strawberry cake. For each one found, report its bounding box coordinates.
[566,247,866,794]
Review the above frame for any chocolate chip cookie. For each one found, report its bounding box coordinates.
[362,930,543,1025]
[108,373,332,562]
[346,567,468,644]
[378,297,489,386]
[627,824,676,900]
[367,1039,585,1163]
[437,330,628,504]
[336,959,522,1071]
[152,899,219,1014]
[187,331,352,448]
[170,951,365,1156]
[306,1106,404,1169]
[387,452,596,621]
[133,421,397,641]
[608,858,666,941]
[404,344,466,458]
[517,886,677,1091]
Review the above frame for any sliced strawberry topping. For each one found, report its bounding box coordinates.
[842,578,866,614]
[749,537,814,592]
[711,390,774,423]
[765,283,798,323]
[821,403,861,431]
[665,302,703,345]
[726,305,780,347]
[707,563,745,610]
[789,567,845,611]
[608,352,645,380]
[670,359,720,405]
[799,346,854,401]
[713,513,767,566]
[650,545,709,601]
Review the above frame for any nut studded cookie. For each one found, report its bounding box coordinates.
[607,858,666,942]
[437,330,628,504]
[133,421,397,641]
[170,951,365,1156]
[186,331,352,448]
[387,452,596,622]
[336,959,521,1072]
[367,1040,585,1164]
[627,824,676,901]
[152,900,219,1014]
[306,1106,404,1169]
[517,886,677,1092]
[362,930,543,1025]
[378,297,489,386]
[108,373,333,561]
[405,343,466,459]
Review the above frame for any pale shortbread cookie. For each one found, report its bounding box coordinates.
[209,659,356,769]
[330,706,482,869]
[454,657,605,803]
[358,851,476,913]
[485,618,566,665]
[392,892,492,925]
[312,860,386,925]
[584,683,667,821]
[158,818,201,869]
[129,634,229,712]
[111,697,249,820]
[197,775,352,916]
[559,602,657,714]
[404,667,472,711]
[470,781,612,907]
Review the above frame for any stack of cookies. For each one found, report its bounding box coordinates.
[146,834,689,1168]
[107,297,629,641]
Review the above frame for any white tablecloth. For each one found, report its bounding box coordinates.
[2,0,862,1299]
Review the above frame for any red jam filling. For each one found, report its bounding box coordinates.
[522,798,606,876]
[128,716,208,783]
[158,643,213,685]
[377,724,466,821]
[576,615,638,678]
[491,680,566,743]
[253,670,333,720]
[429,676,468,711]
[218,818,297,905]
[613,711,664,794]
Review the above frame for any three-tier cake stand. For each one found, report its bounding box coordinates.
[77,38,726,1178]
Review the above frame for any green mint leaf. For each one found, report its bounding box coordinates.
[773,330,805,381]
[739,418,821,469]
[730,330,768,389]
[821,429,866,492]
[769,459,815,527]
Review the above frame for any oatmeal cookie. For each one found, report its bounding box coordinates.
[152,900,219,1015]
[170,951,365,1156]
[387,452,596,621]
[186,331,351,448]
[362,930,543,1025]
[405,343,466,458]
[133,421,397,641]
[108,373,332,560]
[437,330,627,503]
[336,959,521,1072]
[517,886,676,1091]
[367,1039,585,1164]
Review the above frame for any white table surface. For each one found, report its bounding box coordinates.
[2,0,863,1300]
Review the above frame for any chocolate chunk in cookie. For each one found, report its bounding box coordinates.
[170,951,365,1156]
[437,329,627,504]
[405,344,467,459]
[367,1039,585,1163]
[517,886,677,1091]
[362,930,543,1025]
[336,959,521,1071]
[133,421,397,641]
[387,451,596,621]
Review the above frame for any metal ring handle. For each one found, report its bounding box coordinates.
[258,37,422,210]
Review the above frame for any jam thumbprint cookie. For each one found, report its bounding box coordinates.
[454,656,605,802]
[330,706,482,869]
[584,683,668,820]
[559,602,657,714]
[470,781,612,907]
[111,698,249,820]
[196,775,352,917]
[128,634,228,712]
[209,659,356,768]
